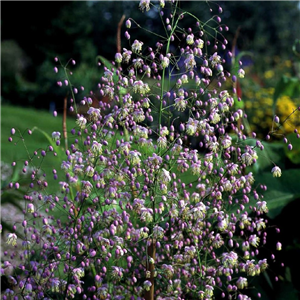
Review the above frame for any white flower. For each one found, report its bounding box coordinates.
[133,58,143,68]
[160,126,169,137]
[139,0,150,12]
[132,39,143,53]
[181,74,188,84]
[221,136,232,149]
[218,218,228,232]
[184,54,196,70]
[87,107,101,121]
[158,168,171,184]
[222,251,238,268]
[133,125,148,139]
[85,165,95,177]
[115,53,122,63]
[186,118,198,136]
[238,68,245,78]
[129,150,141,165]
[196,39,204,49]
[73,267,85,278]
[52,131,61,141]
[186,34,194,45]
[133,109,145,123]
[174,96,187,112]
[76,116,87,129]
[104,70,113,81]
[111,266,124,281]
[256,219,266,231]
[143,280,152,291]
[122,48,132,63]
[157,136,167,149]
[236,277,248,289]
[271,166,282,177]
[143,65,151,76]
[133,80,150,95]
[159,0,165,8]
[153,225,164,239]
[241,152,254,166]
[210,52,221,67]
[210,111,221,124]
[249,234,260,247]
[257,201,268,213]
[91,141,103,156]
[160,56,170,69]
[27,203,35,213]
[7,233,17,246]
[104,85,114,100]
[141,208,153,223]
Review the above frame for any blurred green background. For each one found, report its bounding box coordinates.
[1,1,300,299]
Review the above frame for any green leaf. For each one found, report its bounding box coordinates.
[272,75,300,115]
[255,142,285,173]
[285,267,292,283]
[11,165,21,183]
[276,282,299,300]
[284,133,300,164]
[263,271,274,290]
[31,127,64,158]
[0,191,25,211]
[97,55,114,71]
[242,139,285,173]
[253,169,300,218]
[232,51,253,110]
[292,39,300,58]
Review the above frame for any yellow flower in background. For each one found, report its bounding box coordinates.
[276,95,300,133]
[264,70,274,79]
[225,57,297,138]
[285,60,292,68]
[243,85,299,137]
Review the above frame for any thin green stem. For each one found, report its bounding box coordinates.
[159,3,181,139]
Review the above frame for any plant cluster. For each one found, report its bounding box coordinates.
[1,1,290,300]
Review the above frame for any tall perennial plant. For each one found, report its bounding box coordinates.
[2,1,288,300]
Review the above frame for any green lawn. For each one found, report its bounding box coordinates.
[1,104,75,193]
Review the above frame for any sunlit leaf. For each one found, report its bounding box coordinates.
[272,75,300,115]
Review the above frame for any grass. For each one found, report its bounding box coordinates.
[1,104,75,193]
[0,102,198,197]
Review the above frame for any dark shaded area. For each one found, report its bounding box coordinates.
[1,1,300,111]
[1,2,97,110]
[272,199,300,295]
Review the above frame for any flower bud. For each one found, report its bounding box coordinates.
[125,19,131,28]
